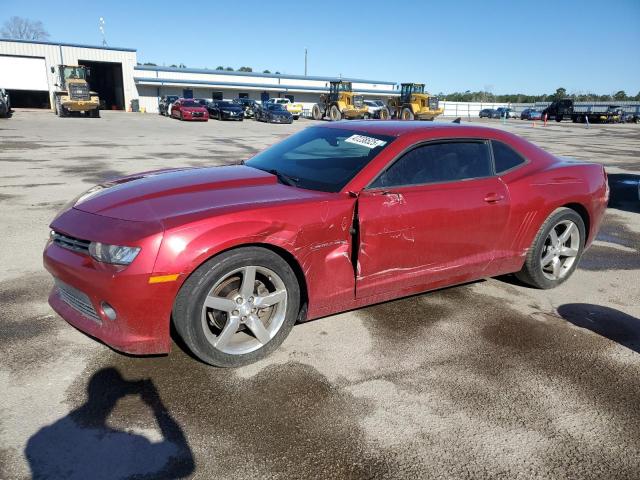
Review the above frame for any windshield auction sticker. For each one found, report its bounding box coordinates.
[345,134,387,149]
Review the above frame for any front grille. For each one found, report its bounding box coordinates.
[353,95,364,108]
[192,112,203,117]
[55,279,101,323]
[429,97,439,110]
[51,231,91,254]
[69,84,90,100]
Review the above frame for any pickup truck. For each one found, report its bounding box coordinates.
[265,98,303,119]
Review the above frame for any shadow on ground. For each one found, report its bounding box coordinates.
[557,303,640,354]
[25,368,194,480]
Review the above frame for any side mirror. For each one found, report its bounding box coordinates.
[50,66,54,73]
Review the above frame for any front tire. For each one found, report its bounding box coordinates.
[329,105,342,121]
[515,208,585,289]
[401,107,414,120]
[312,104,323,120]
[173,247,301,367]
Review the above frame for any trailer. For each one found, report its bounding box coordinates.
[542,99,623,123]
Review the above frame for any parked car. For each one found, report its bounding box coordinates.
[520,108,542,120]
[363,100,388,119]
[255,103,293,124]
[621,106,640,124]
[479,108,495,118]
[0,88,10,118]
[170,99,209,121]
[43,122,608,367]
[234,98,259,118]
[158,95,179,116]
[495,107,517,119]
[265,98,303,119]
[207,100,244,121]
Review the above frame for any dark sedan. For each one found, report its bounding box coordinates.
[207,101,244,121]
[479,108,496,118]
[255,103,293,124]
[520,108,542,121]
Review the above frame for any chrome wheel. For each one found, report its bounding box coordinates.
[201,266,287,355]
[540,220,580,280]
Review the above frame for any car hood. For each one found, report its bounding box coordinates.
[221,106,243,112]
[182,107,206,112]
[269,110,291,115]
[72,165,329,226]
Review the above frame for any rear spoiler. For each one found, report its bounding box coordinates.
[452,117,461,124]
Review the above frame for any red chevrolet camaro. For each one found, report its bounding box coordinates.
[44,122,608,367]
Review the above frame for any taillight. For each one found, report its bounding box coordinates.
[603,167,610,202]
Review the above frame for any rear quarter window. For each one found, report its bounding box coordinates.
[492,141,527,174]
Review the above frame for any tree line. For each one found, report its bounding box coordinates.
[439,87,640,103]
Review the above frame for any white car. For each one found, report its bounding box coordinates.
[265,98,303,119]
[364,100,387,119]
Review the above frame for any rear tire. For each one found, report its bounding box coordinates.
[515,208,585,289]
[556,114,563,122]
[173,247,301,367]
[379,108,390,120]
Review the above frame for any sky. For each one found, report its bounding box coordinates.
[2,0,639,95]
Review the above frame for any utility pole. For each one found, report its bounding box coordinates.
[304,48,308,76]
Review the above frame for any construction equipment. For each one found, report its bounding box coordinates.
[51,65,100,117]
[388,83,443,121]
[312,81,370,121]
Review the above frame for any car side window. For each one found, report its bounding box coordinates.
[370,141,492,188]
[492,141,526,174]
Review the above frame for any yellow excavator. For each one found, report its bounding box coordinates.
[312,80,369,121]
[51,65,100,117]
[388,83,443,121]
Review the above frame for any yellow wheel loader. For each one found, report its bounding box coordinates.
[388,83,443,121]
[311,81,369,121]
[51,65,100,118]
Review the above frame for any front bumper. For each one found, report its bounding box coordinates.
[342,108,368,119]
[415,108,444,120]
[43,208,175,355]
[63,100,99,112]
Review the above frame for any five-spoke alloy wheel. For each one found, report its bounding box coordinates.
[516,208,586,289]
[173,247,300,367]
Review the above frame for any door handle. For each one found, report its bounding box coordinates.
[483,192,505,203]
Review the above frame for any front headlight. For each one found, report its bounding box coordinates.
[89,242,140,265]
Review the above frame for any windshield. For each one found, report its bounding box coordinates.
[217,101,235,107]
[63,67,86,80]
[267,104,286,111]
[412,85,424,94]
[182,101,200,107]
[245,127,395,192]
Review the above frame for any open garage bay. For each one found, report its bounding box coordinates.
[1,111,639,479]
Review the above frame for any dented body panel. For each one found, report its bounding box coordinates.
[43,121,608,355]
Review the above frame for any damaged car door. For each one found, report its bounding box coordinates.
[355,140,510,299]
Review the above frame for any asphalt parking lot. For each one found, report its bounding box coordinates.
[1,110,639,479]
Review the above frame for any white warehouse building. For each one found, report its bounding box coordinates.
[0,38,400,113]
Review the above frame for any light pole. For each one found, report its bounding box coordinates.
[304,48,307,76]
[99,17,107,47]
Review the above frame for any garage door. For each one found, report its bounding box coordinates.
[0,55,48,91]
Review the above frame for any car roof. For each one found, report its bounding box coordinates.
[318,120,519,139]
